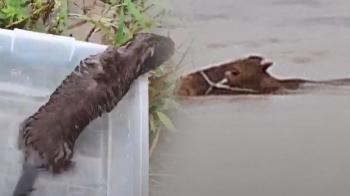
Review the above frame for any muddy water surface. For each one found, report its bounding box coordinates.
[158,0,350,195]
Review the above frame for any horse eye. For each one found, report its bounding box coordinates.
[230,69,240,76]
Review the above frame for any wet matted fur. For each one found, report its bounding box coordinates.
[13,32,175,196]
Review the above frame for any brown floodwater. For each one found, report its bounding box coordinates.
[155,0,350,195]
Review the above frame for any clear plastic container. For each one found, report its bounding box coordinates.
[0,28,149,196]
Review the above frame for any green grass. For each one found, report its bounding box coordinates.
[0,0,180,158]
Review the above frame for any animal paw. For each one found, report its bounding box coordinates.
[64,161,77,172]
[50,160,76,175]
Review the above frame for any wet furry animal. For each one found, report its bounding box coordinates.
[13,32,175,196]
[174,55,350,96]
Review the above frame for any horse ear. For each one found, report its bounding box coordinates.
[247,55,263,64]
[261,62,273,72]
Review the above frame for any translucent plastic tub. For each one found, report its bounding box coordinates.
[0,29,149,196]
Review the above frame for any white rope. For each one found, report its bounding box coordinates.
[199,71,260,95]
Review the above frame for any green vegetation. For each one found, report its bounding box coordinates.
[0,0,180,158]
[0,0,67,34]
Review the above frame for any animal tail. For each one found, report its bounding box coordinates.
[14,117,43,196]
[12,163,39,196]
